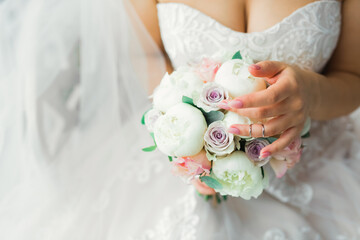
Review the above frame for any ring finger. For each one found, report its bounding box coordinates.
[228,114,297,138]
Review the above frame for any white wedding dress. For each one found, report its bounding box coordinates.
[1,0,360,239]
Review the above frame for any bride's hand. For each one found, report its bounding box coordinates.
[222,61,315,159]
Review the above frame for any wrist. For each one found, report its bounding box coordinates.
[304,70,324,119]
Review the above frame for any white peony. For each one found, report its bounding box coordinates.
[214,59,266,98]
[152,73,182,112]
[223,111,254,140]
[153,69,204,112]
[212,151,268,199]
[153,103,207,157]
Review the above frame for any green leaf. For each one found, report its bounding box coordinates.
[141,109,151,125]
[232,51,243,60]
[182,96,224,125]
[204,195,212,201]
[150,132,156,142]
[266,137,278,144]
[215,193,222,204]
[142,145,157,152]
[261,167,265,179]
[182,96,195,106]
[200,176,223,190]
[202,110,225,125]
[168,156,173,162]
[142,132,157,152]
[301,132,311,138]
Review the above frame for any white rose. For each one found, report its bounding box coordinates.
[153,103,207,157]
[212,151,268,199]
[144,109,163,132]
[223,111,254,140]
[214,59,266,98]
[153,70,203,112]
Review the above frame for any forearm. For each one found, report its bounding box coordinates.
[309,70,360,120]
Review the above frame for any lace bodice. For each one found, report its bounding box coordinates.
[157,0,341,73]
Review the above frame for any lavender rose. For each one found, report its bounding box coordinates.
[245,139,271,166]
[194,82,230,112]
[204,121,235,159]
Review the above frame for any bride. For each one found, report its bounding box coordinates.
[0,0,359,239]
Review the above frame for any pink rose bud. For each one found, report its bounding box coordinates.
[196,58,221,83]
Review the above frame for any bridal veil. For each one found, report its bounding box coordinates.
[0,0,179,238]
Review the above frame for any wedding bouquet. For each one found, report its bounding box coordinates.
[141,51,310,201]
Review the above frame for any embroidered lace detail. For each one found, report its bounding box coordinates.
[265,171,314,207]
[128,189,199,240]
[120,154,164,183]
[263,228,288,240]
[263,227,321,240]
[157,1,341,72]
[298,227,322,240]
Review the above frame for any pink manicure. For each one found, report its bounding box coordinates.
[218,102,231,110]
[229,100,243,109]
[228,127,241,135]
[260,151,271,159]
[249,64,261,70]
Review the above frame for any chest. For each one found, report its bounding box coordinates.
[157,0,332,33]
[157,0,341,73]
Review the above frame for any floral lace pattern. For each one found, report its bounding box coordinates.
[128,188,199,240]
[157,0,341,72]
[263,227,322,240]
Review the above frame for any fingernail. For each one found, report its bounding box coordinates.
[218,102,231,110]
[249,64,261,70]
[260,151,271,159]
[229,100,243,109]
[228,127,241,135]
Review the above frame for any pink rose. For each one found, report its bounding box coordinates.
[269,137,303,178]
[195,58,221,83]
[171,150,211,181]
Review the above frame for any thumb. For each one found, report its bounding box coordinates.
[248,61,287,84]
